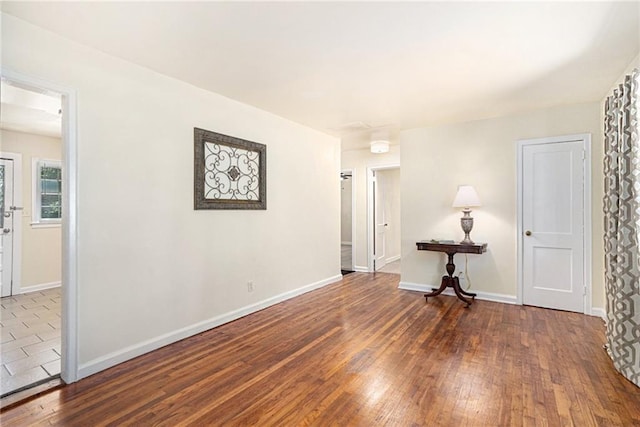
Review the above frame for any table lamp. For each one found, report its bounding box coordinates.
[452,185,481,245]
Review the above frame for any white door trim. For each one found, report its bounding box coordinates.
[516,133,592,315]
[341,168,356,271]
[2,68,80,383]
[0,152,23,295]
[367,163,400,272]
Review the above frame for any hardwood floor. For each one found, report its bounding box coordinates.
[1,273,639,426]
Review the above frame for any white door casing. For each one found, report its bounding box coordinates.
[2,68,79,383]
[517,134,591,314]
[374,171,387,271]
[0,158,15,297]
[367,164,400,272]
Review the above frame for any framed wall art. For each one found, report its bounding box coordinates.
[194,128,267,210]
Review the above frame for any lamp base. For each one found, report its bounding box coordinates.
[460,209,474,245]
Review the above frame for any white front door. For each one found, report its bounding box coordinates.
[520,137,586,313]
[374,171,387,271]
[1,158,15,297]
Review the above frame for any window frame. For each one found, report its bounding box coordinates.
[32,158,62,226]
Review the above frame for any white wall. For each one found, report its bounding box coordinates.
[1,129,62,290]
[400,102,603,309]
[341,146,400,270]
[605,54,639,91]
[2,13,340,375]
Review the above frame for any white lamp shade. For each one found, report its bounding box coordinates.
[370,140,390,154]
[452,185,481,208]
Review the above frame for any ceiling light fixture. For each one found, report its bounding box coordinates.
[370,140,390,154]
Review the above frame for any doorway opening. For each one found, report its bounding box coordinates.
[340,170,355,275]
[367,165,401,274]
[0,71,78,398]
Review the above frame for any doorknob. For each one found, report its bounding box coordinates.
[525,230,532,236]
[2,228,10,234]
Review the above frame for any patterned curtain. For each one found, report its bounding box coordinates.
[603,68,640,388]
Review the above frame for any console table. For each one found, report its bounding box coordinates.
[415,241,488,307]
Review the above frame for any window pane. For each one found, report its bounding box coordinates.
[41,194,62,220]
[41,167,61,180]
[41,194,61,207]
[41,179,61,194]
[37,163,62,221]
[41,206,61,219]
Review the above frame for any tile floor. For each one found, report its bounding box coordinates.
[0,288,61,397]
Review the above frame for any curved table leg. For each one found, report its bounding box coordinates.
[459,287,477,300]
[424,276,449,302]
[451,277,473,307]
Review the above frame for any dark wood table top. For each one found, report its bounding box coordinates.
[416,240,488,254]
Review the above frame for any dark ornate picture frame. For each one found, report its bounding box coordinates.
[194,128,267,210]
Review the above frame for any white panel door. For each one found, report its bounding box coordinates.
[522,140,584,312]
[374,172,387,271]
[1,158,15,297]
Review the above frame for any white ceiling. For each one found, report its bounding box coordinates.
[2,2,638,150]
[0,80,62,138]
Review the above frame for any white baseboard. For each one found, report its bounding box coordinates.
[398,281,518,305]
[385,255,400,263]
[399,282,609,318]
[19,281,61,294]
[354,265,369,273]
[340,241,352,246]
[397,281,430,293]
[78,274,343,380]
[591,307,606,320]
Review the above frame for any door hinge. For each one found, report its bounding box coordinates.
[583,285,587,296]
[582,150,586,160]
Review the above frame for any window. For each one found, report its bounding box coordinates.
[33,159,62,224]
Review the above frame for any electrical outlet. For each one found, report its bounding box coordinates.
[247,281,254,292]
